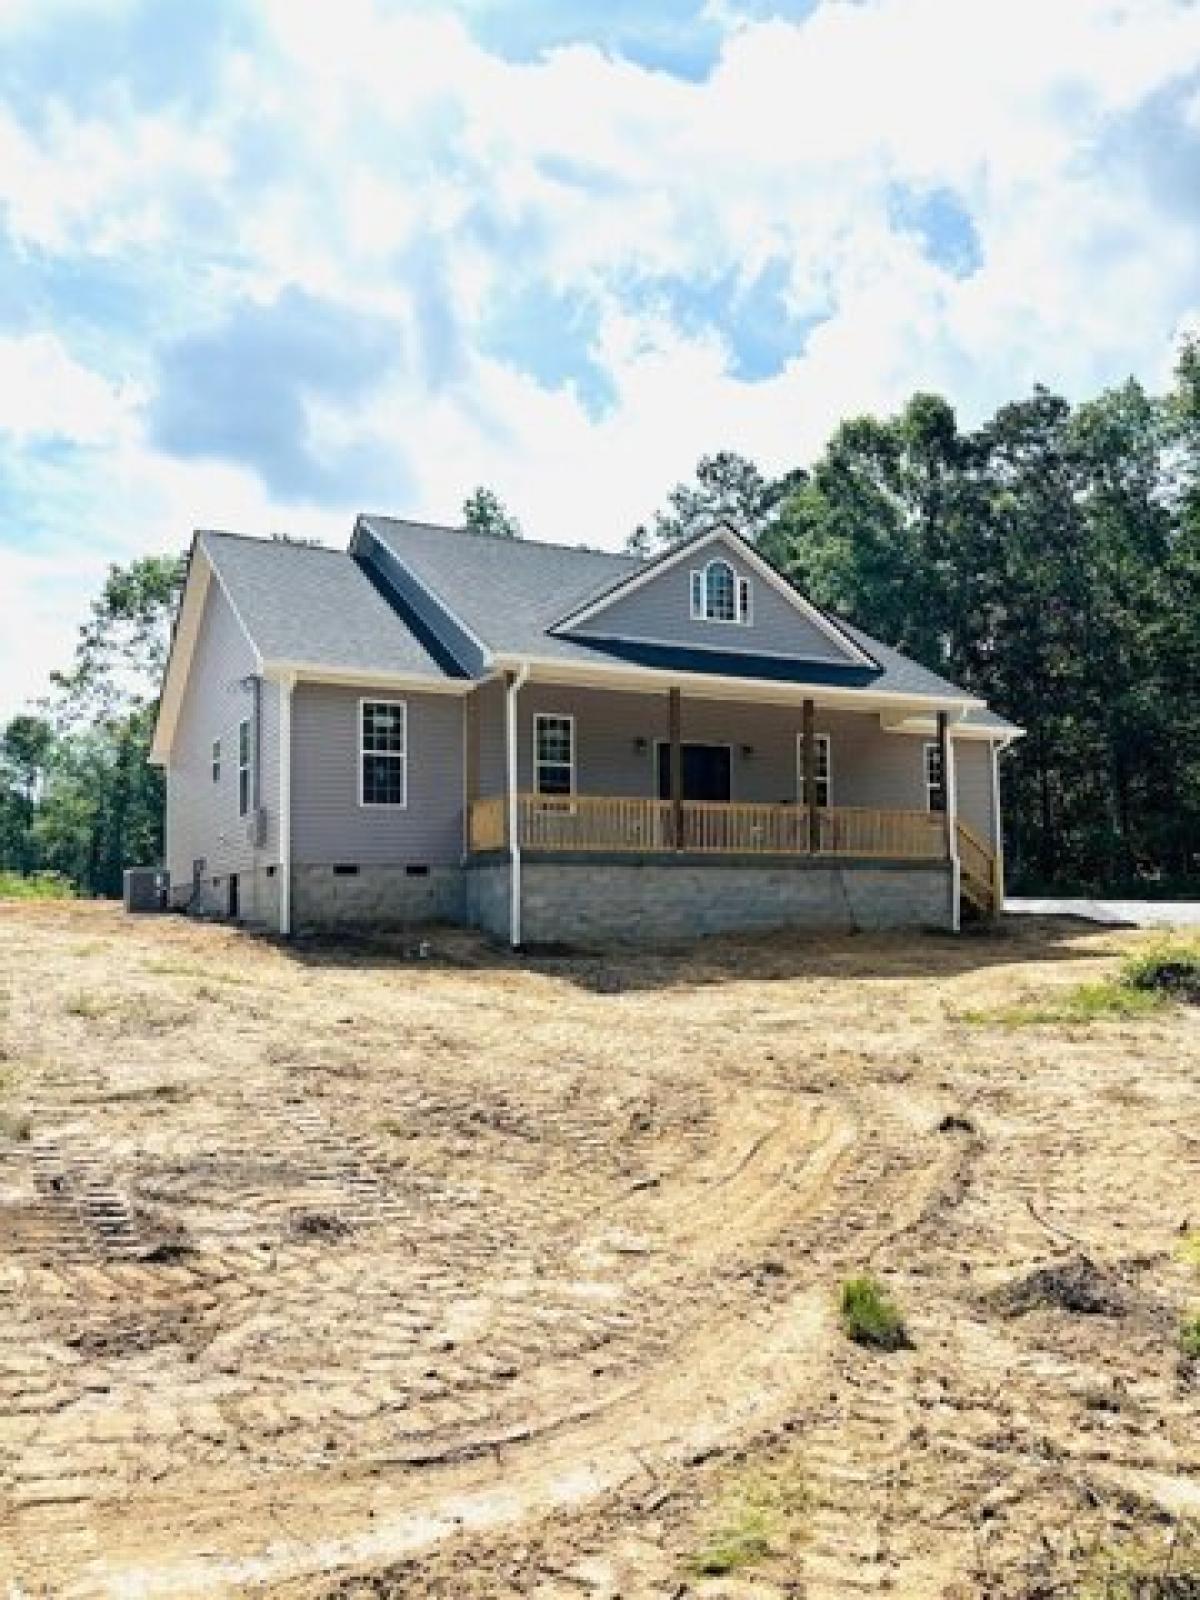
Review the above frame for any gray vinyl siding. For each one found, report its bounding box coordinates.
[954,738,996,848]
[567,534,855,664]
[355,526,488,675]
[164,576,270,887]
[291,683,465,867]
[474,684,936,811]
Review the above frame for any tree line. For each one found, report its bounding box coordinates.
[3,360,1198,897]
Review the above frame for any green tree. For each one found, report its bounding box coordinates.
[50,553,186,721]
[630,451,798,553]
[462,486,522,540]
[0,716,56,874]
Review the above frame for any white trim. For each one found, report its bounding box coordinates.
[506,665,530,946]
[534,630,880,670]
[533,711,576,798]
[945,729,961,932]
[489,653,985,714]
[651,740,735,802]
[263,661,470,695]
[990,739,1005,906]
[278,672,294,937]
[692,556,747,626]
[549,526,878,669]
[237,717,252,818]
[794,731,832,808]
[923,740,945,812]
[358,697,408,809]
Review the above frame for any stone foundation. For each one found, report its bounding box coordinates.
[291,863,465,932]
[466,853,954,946]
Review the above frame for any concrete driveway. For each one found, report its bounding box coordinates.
[1006,898,1200,928]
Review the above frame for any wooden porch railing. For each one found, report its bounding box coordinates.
[956,819,999,914]
[470,793,949,861]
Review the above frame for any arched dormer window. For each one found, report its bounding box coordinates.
[690,557,751,624]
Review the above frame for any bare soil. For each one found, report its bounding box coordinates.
[0,902,1197,1598]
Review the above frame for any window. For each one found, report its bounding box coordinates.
[925,742,945,812]
[797,733,832,807]
[690,558,751,624]
[211,740,221,783]
[361,699,407,807]
[237,719,251,816]
[534,713,574,796]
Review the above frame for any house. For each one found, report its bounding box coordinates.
[150,516,1022,946]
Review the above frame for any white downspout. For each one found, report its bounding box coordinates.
[990,735,1010,914]
[506,664,530,948]
[945,724,961,932]
[278,672,295,937]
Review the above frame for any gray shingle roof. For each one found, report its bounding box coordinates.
[359,516,1020,731]
[198,518,1019,734]
[199,530,450,680]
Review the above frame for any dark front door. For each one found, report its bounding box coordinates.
[656,743,732,803]
[228,873,240,920]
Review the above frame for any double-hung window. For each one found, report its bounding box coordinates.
[798,733,832,808]
[690,558,751,624]
[211,739,221,784]
[534,713,574,798]
[237,720,251,816]
[361,700,407,807]
[925,742,945,812]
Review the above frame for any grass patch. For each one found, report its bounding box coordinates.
[0,870,74,901]
[961,940,1200,1028]
[145,959,252,986]
[686,1454,808,1578]
[840,1274,910,1350]
[1084,1519,1200,1597]
[63,990,116,1019]
[1122,940,1200,1004]
[1181,1314,1200,1362]
[1178,1232,1200,1270]
[0,1108,31,1141]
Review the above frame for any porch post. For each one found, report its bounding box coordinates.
[939,710,962,931]
[463,688,478,858]
[668,687,683,850]
[802,698,819,854]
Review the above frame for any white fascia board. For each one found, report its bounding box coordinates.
[262,660,472,694]
[549,525,878,671]
[149,539,265,765]
[491,652,983,714]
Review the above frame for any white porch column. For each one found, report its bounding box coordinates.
[278,671,295,937]
[505,665,529,947]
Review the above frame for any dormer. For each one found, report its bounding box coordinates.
[549,524,878,671]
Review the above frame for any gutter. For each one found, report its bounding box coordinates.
[506,662,531,948]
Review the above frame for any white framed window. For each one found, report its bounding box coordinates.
[237,719,251,816]
[211,739,221,784]
[360,699,407,807]
[796,733,832,807]
[925,741,945,812]
[534,713,575,797]
[690,558,751,624]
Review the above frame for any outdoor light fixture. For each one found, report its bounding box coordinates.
[741,744,755,759]
[633,736,649,753]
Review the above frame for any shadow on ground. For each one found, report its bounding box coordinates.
[270,914,1121,995]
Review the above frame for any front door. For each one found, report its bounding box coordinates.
[656,742,732,803]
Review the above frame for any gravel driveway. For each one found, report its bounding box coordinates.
[1006,897,1200,928]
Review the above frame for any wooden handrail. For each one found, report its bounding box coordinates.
[470,794,950,861]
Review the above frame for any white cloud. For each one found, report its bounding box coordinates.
[0,333,136,445]
[2,0,1199,717]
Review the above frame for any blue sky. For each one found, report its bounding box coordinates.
[1,0,1199,716]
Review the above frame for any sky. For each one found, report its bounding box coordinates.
[1,0,1199,719]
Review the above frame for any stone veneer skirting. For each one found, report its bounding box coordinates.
[179,855,954,944]
[291,863,465,932]
[465,853,955,946]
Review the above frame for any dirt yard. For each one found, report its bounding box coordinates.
[1,902,1197,1598]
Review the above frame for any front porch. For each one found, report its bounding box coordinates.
[462,675,1002,945]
